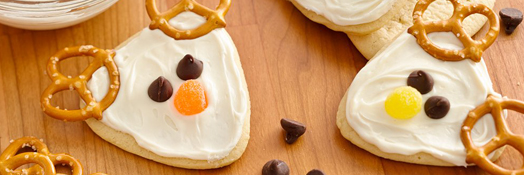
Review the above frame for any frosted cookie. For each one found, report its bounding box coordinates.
[289,0,494,59]
[289,0,409,35]
[349,0,495,59]
[40,0,251,169]
[338,32,502,166]
[336,0,514,167]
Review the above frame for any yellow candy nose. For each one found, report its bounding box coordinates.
[385,86,422,120]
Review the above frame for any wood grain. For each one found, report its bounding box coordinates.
[0,0,523,174]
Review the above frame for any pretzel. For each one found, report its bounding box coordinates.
[0,137,107,175]
[146,0,231,40]
[41,45,120,122]
[461,95,524,175]
[407,0,500,62]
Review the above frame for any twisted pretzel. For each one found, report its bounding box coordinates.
[407,0,500,62]
[461,95,524,175]
[0,137,106,175]
[41,45,120,122]
[146,0,231,39]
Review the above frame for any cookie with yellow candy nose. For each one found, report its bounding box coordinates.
[336,0,505,166]
[41,0,250,170]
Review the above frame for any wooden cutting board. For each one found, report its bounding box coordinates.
[1,0,523,174]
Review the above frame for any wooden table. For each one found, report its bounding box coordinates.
[1,0,523,174]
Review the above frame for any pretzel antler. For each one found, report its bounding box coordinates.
[461,95,524,175]
[408,0,500,62]
[0,137,107,175]
[146,0,231,39]
[41,45,120,122]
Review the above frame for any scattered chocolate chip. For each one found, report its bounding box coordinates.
[148,76,173,102]
[280,118,306,144]
[407,70,434,94]
[500,8,523,34]
[424,96,450,119]
[262,159,289,175]
[176,54,204,80]
[307,169,325,175]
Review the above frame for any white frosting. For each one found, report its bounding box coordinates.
[295,0,396,25]
[346,32,498,166]
[88,12,249,160]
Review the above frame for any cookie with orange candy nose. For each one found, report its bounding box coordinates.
[336,0,513,167]
[41,0,250,169]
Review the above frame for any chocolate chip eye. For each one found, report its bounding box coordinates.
[148,76,173,102]
[424,96,450,119]
[407,70,434,94]
[176,54,204,80]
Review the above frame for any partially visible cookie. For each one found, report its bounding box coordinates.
[290,0,410,35]
[349,0,495,59]
[0,137,109,175]
[290,0,495,59]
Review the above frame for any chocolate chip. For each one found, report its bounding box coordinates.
[407,70,434,94]
[262,159,289,175]
[307,169,325,175]
[500,8,523,34]
[280,118,306,144]
[148,76,173,102]
[424,96,450,119]
[176,54,204,80]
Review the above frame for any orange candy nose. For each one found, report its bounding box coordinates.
[174,80,208,115]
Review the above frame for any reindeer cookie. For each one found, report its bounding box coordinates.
[41,0,250,169]
[336,0,522,168]
[0,137,106,175]
[290,0,495,59]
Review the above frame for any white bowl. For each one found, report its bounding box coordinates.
[0,0,118,30]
